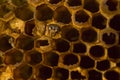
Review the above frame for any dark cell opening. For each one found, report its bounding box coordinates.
[14,6,33,21]
[108,46,120,60]
[54,6,71,24]
[67,0,82,6]
[55,38,70,52]
[102,32,116,44]
[44,52,59,67]
[75,10,89,23]
[83,0,99,13]
[38,65,52,79]
[0,34,12,52]
[71,71,86,79]
[25,20,35,36]
[36,40,49,47]
[15,35,34,50]
[54,68,69,80]
[48,0,62,4]
[106,0,118,11]
[89,45,105,58]
[104,70,120,80]
[27,50,42,65]
[88,69,102,80]
[109,14,120,31]
[36,4,54,21]
[79,56,95,69]
[4,49,23,65]
[92,13,106,29]
[81,28,97,43]
[116,62,120,67]
[0,57,3,65]
[13,64,32,80]
[73,42,86,53]
[63,54,78,65]
[96,60,110,71]
[12,0,27,7]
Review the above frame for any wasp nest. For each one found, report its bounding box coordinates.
[0,0,120,80]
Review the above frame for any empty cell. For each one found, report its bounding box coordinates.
[37,65,52,79]
[26,50,42,65]
[25,20,35,36]
[71,71,86,79]
[75,10,89,23]
[4,49,23,65]
[63,54,78,65]
[36,40,49,47]
[96,60,110,71]
[108,46,120,60]
[54,67,69,80]
[44,52,59,67]
[61,26,79,42]
[11,0,27,7]
[109,14,120,31]
[0,34,12,52]
[83,0,99,13]
[13,64,33,80]
[48,0,62,4]
[54,6,71,24]
[15,34,34,50]
[88,69,102,80]
[67,0,82,6]
[81,28,97,43]
[73,42,86,53]
[92,13,107,29]
[14,6,33,21]
[36,4,53,21]
[89,45,105,58]
[55,38,70,52]
[102,32,116,44]
[79,55,95,69]
[116,62,120,67]
[106,0,118,11]
[0,57,3,65]
[104,70,120,80]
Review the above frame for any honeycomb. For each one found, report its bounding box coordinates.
[0,0,120,80]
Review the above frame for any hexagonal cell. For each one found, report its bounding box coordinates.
[48,0,62,4]
[71,71,86,80]
[109,14,120,31]
[79,55,95,69]
[75,10,90,23]
[4,49,23,65]
[89,45,105,58]
[14,6,33,21]
[88,69,102,80]
[83,0,99,13]
[63,53,79,65]
[0,34,13,52]
[96,60,110,71]
[108,46,120,61]
[25,20,35,36]
[43,51,59,67]
[106,0,118,11]
[61,25,79,42]
[53,67,69,80]
[55,38,70,52]
[15,34,34,50]
[81,28,97,43]
[35,40,49,47]
[11,0,27,7]
[102,32,116,45]
[92,13,107,29]
[26,50,42,65]
[104,70,120,80]
[54,6,71,24]
[73,42,87,54]
[13,64,33,80]
[67,0,82,6]
[37,65,52,79]
[36,4,54,21]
